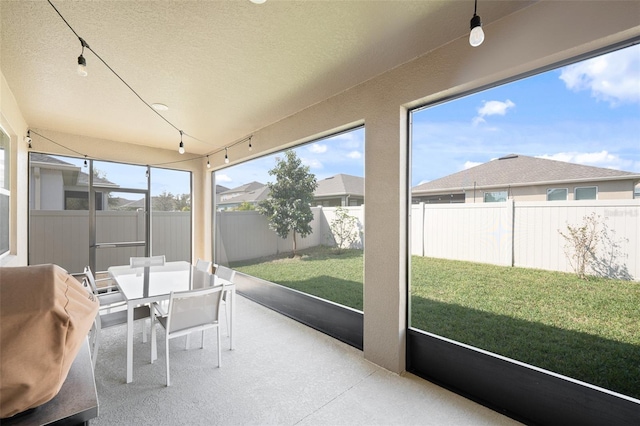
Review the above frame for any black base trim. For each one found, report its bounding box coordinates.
[407,329,640,425]
[234,272,363,350]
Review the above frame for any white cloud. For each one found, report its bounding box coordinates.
[559,46,640,106]
[478,99,516,117]
[302,158,323,169]
[536,150,635,171]
[473,99,515,126]
[216,174,232,182]
[463,161,482,169]
[347,151,362,159]
[308,143,327,154]
[472,116,485,126]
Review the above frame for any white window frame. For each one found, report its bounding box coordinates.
[483,190,508,203]
[0,127,10,258]
[547,188,568,201]
[574,186,598,200]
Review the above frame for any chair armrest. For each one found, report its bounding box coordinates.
[153,301,169,318]
[94,277,120,293]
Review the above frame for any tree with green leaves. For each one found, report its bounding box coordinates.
[175,193,191,212]
[153,190,176,212]
[328,206,360,254]
[234,201,256,211]
[258,150,317,257]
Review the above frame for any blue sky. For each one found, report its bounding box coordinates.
[54,43,639,195]
[411,44,640,186]
[218,44,639,191]
[215,128,365,190]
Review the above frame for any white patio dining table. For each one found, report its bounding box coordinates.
[108,261,235,383]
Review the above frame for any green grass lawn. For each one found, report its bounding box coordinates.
[231,245,364,310]
[231,246,640,399]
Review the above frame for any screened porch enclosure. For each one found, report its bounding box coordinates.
[28,153,192,274]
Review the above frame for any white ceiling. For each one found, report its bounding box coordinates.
[1,1,534,155]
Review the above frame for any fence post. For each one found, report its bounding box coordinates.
[508,199,515,267]
[419,202,426,257]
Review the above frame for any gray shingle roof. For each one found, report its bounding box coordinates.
[412,154,639,193]
[30,152,73,166]
[218,185,270,204]
[315,174,364,197]
[31,153,116,186]
[220,181,265,196]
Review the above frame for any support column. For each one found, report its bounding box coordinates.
[363,107,408,373]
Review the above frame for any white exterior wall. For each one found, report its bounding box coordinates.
[39,169,64,210]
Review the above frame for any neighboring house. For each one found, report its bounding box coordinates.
[412,154,640,204]
[29,153,118,210]
[314,174,364,207]
[218,181,265,202]
[113,197,145,211]
[216,174,365,210]
[215,184,229,197]
[217,184,270,211]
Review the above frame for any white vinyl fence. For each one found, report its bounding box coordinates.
[215,206,364,265]
[217,201,638,279]
[29,201,638,280]
[411,200,639,280]
[29,210,191,274]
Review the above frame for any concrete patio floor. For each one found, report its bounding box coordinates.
[91,294,521,425]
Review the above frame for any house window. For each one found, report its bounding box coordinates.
[547,188,568,201]
[483,191,507,202]
[0,128,9,256]
[64,190,104,210]
[575,186,597,200]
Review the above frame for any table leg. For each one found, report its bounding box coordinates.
[126,303,133,383]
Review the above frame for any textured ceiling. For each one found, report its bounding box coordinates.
[1,1,534,155]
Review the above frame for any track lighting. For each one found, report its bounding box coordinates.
[77,37,89,76]
[207,156,211,169]
[469,0,484,47]
[178,130,185,154]
[25,130,32,149]
[224,148,229,164]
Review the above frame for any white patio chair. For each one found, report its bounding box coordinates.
[213,264,236,336]
[79,266,150,368]
[150,285,224,386]
[195,258,212,273]
[130,255,166,268]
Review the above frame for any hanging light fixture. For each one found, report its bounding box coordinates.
[248,136,253,152]
[83,155,88,168]
[25,130,32,149]
[469,0,484,47]
[224,147,229,164]
[178,130,185,154]
[207,156,211,169]
[77,37,89,76]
